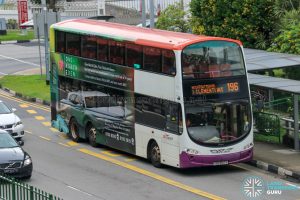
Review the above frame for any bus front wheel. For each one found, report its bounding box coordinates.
[69,118,80,142]
[150,142,162,168]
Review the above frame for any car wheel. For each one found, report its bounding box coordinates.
[69,118,80,142]
[150,142,162,168]
[87,124,97,147]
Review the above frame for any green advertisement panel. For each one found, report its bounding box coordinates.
[52,53,136,154]
[54,54,134,91]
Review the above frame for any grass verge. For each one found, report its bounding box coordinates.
[0,29,34,42]
[0,75,50,102]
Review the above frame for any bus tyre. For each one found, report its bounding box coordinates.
[87,124,97,147]
[69,118,80,142]
[150,142,162,168]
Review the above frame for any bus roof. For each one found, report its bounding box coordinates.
[51,19,242,50]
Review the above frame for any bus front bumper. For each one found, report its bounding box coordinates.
[179,148,253,168]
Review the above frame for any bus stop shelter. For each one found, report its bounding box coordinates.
[244,49,300,151]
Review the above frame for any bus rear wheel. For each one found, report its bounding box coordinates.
[87,124,97,147]
[150,142,162,168]
[69,118,80,142]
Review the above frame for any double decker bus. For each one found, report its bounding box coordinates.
[49,19,253,168]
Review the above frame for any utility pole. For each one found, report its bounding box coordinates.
[149,0,154,28]
[42,0,50,85]
[141,0,146,27]
[97,0,100,16]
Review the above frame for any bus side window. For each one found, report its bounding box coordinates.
[66,33,81,56]
[55,31,65,53]
[97,38,108,62]
[82,36,97,59]
[109,40,125,65]
[126,43,143,69]
[143,46,162,73]
[165,102,181,134]
[162,50,176,75]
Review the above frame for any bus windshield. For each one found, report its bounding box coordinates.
[185,100,251,144]
[182,41,245,79]
[182,40,251,145]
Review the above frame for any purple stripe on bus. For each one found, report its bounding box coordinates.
[180,148,253,168]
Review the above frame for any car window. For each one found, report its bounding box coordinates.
[68,94,82,105]
[0,102,11,114]
[0,133,18,148]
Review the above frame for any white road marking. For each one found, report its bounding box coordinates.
[0,54,40,67]
[67,186,93,196]
[285,182,300,189]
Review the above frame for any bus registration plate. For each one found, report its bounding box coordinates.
[213,161,228,166]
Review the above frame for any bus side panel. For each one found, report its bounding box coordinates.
[135,124,180,168]
[134,70,175,100]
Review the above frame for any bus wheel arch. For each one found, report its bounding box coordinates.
[86,122,98,147]
[147,140,162,168]
[69,117,80,142]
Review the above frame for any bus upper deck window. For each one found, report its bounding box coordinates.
[97,38,108,62]
[82,36,97,59]
[66,33,81,56]
[162,50,176,75]
[144,46,162,73]
[126,43,142,68]
[109,40,125,65]
[55,31,65,53]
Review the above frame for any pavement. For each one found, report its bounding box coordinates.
[1,40,300,182]
[0,39,42,45]
[250,141,300,181]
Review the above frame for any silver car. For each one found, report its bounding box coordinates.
[0,101,24,140]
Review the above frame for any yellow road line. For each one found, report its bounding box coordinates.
[42,122,51,127]
[19,104,29,108]
[39,136,51,141]
[59,142,70,147]
[67,141,79,147]
[79,148,226,200]
[0,93,50,111]
[50,127,59,132]
[27,110,37,114]
[102,150,122,157]
[35,116,45,120]
[124,158,137,162]
[58,134,68,139]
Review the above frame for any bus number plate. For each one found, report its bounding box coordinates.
[213,161,229,166]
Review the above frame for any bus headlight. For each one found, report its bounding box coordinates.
[186,148,199,155]
[243,142,253,150]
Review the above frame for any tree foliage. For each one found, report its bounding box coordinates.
[189,0,277,49]
[156,3,190,32]
[268,23,300,54]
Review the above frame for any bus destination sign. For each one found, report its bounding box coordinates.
[191,82,239,95]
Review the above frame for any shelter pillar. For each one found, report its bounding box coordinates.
[268,89,273,109]
[294,94,299,151]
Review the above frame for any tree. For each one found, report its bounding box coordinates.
[189,0,277,49]
[156,3,190,33]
